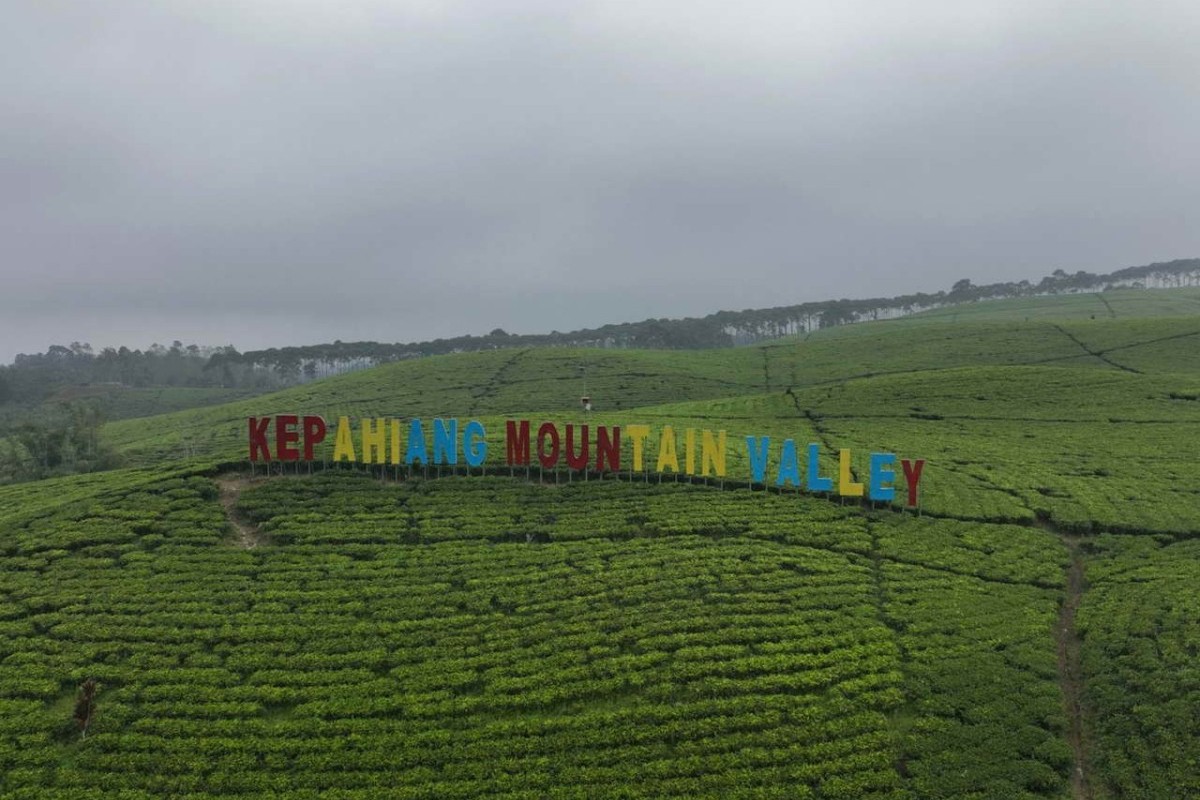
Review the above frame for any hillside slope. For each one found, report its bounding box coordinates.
[1,292,1198,798]
[102,310,1200,469]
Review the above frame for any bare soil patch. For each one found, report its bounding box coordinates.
[216,475,266,548]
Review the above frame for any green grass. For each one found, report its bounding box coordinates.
[0,471,1073,798]
[2,287,1200,797]
[99,310,1200,471]
[1076,535,1200,800]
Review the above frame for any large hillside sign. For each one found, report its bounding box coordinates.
[247,416,926,506]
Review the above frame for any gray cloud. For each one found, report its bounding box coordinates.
[2,0,1198,361]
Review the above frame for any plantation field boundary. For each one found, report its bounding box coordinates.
[1,465,1094,797]
[1050,324,1140,374]
[1076,326,1200,354]
[5,293,1198,796]
[207,463,1111,796]
[762,324,1200,391]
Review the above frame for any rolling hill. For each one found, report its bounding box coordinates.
[1,289,1198,798]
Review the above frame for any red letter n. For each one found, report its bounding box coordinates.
[596,426,621,472]
[565,424,590,470]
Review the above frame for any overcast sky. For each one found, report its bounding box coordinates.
[2,1,1198,362]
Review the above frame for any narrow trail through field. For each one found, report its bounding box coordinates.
[961,468,1100,799]
[753,390,1101,793]
[216,476,266,548]
[466,348,530,416]
[1056,532,1094,800]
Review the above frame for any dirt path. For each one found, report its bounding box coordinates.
[216,476,265,549]
[466,348,530,416]
[1057,533,1093,800]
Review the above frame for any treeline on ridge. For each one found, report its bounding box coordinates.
[218,257,1200,372]
[2,257,1198,408]
[0,341,285,408]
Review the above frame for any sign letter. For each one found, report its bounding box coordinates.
[464,420,487,467]
[746,436,770,483]
[537,422,560,468]
[302,416,326,461]
[433,418,459,465]
[807,444,833,492]
[275,415,300,461]
[776,439,800,487]
[626,425,650,471]
[248,417,271,462]
[839,449,865,497]
[901,459,926,507]
[701,430,727,477]
[361,418,387,464]
[333,416,356,462]
[596,426,621,472]
[869,453,896,502]
[405,419,428,465]
[506,420,530,466]
[565,424,589,470]
[656,426,679,473]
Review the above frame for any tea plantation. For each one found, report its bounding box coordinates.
[1,290,1198,798]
